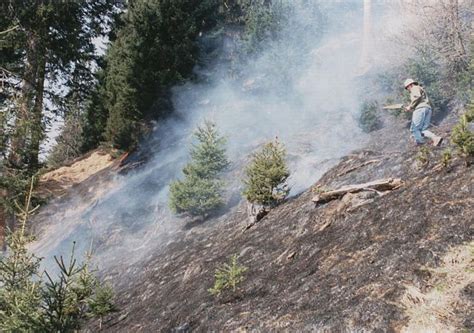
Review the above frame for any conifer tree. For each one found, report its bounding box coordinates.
[0,178,117,331]
[47,95,85,168]
[81,67,109,153]
[102,0,219,150]
[169,121,229,217]
[0,0,118,170]
[243,139,290,206]
[451,113,474,165]
[0,178,42,331]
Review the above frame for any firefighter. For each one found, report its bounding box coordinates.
[404,78,443,146]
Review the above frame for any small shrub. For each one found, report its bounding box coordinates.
[416,146,430,167]
[169,121,229,217]
[87,283,117,330]
[208,255,247,297]
[465,103,474,122]
[39,248,107,332]
[243,139,290,206]
[440,149,452,168]
[451,114,474,165]
[359,100,381,133]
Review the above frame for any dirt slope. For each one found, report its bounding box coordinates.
[91,116,473,332]
[37,150,117,199]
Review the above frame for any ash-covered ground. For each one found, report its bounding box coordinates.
[76,110,473,332]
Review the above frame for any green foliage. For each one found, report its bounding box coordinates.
[440,149,452,168]
[454,37,474,103]
[376,50,448,118]
[47,104,84,168]
[451,114,474,164]
[0,0,118,171]
[102,0,219,150]
[359,100,380,133]
[405,52,447,111]
[87,284,117,328]
[0,232,42,331]
[208,254,247,296]
[0,167,40,217]
[39,249,116,332]
[169,176,225,217]
[169,121,229,217]
[240,0,288,54]
[0,178,116,332]
[466,98,474,122]
[0,178,43,332]
[243,139,290,206]
[416,146,430,167]
[81,67,110,153]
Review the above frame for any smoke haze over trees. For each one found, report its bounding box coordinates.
[0,2,473,330]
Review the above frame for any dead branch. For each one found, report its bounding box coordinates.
[0,25,19,35]
[312,178,403,204]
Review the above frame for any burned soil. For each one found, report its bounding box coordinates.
[88,113,473,332]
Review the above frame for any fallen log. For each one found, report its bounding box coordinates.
[312,178,402,204]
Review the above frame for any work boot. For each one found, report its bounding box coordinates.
[432,136,443,147]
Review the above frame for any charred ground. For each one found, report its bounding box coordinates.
[83,111,474,332]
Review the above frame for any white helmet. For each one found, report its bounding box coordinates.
[404,78,417,89]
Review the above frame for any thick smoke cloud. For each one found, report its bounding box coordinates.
[31,1,404,272]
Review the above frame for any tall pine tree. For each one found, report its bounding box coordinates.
[100,0,219,150]
[0,0,117,171]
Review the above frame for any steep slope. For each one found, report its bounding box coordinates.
[29,110,473,332]
[88,115,473,332]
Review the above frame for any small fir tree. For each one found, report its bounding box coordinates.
[169,121,229,217]
[0,178,42,331]
[87,284,117,331]
[208,254,247,296]
[243,139,290,206]
[451,114,474,165]
[0,177,117,331]
[440,149,452,168]
[39,248,117,332]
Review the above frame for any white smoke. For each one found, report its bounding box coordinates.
[31,1,409,272]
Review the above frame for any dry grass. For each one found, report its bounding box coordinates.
[37,150,115,198]
[401,242,474,333]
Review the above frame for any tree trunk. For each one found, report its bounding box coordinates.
[0,188,6,250]
[29,54,46,169]
[8,30,39,169]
